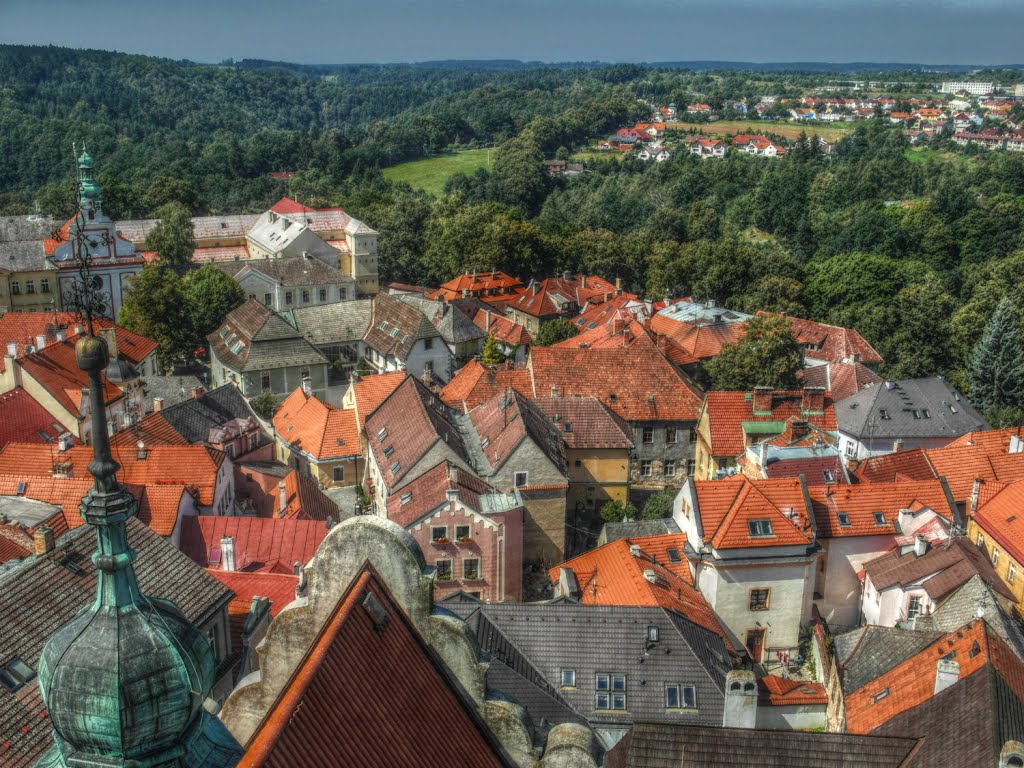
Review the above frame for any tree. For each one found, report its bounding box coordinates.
[181,264,245,343]
[250,393,279,420]
[145,202,196,265]
[968,297,1024,418]
[705,313,802,391]
[480,332,505,365]
[533,318,579,347]
[641,490,675,520]
[119,265,193,371]
[600,499,639,523]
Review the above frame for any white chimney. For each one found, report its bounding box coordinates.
[1010,435,1024,455]
[278,481,288,514]
[57,432,73,452]
[485,311,492,330]
[301,377,312,396]
[153,397,164,413]
[897,508,912,532]
[221,535,236,572]
[5,342,16,359]
[724,670,757,729]
[55,329,66,343]
[630,543,642,557]
[35,334,46,351]
[934,658,960,695]
[914,536,929,557]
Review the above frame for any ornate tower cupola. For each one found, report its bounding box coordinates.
[76,146,103,218]
[33,306,241,764]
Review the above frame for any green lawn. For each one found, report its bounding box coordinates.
[382,149,492,196]
[668,119,857,143]
[904,146,970,165]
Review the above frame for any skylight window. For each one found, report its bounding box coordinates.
[873,512,887,525]
[383,445,394,458]
[377,427,388,441]
[379,321,390,331]
[666,548,682,563]
[399,492,412,505]
[389,328,399,338]
[748,519,774,537]
[873,688,891,703]
[0,657,35,693]
[838,513,851,527]
[390,461,401,474]
[822,469,834,482]
[879,409,891,420]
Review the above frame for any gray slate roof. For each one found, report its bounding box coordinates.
[446,602,733,730]
[211,256,353,288]
[363,292,439,360]
[605,723,922,768]
[834,625,944,694]
[157,384,259,444]
[600,519,681,544]
[0,517,233,766]
[397,295,486,345]
[211,300,327,372]
[836,377,989,440]
[287,299,372,346]
[923,574,1024,659]
[142,374,206,413]
[0,215,58,272]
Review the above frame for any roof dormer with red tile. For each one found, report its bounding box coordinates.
[505,273,617,333]
[272,387,361,488]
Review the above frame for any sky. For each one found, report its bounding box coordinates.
[1,0,1023,66]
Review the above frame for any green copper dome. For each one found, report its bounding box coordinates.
[77,146,102,204]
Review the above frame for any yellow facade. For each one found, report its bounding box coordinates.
[4,270,59,312]
[566,447,630,512]
[966,517,1024,611]
[275,437,361,489]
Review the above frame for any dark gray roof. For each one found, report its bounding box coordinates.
[211,300,327,372]
[873,666,1024,767]
[0,215,58,272]
[142,374,205,413]
[836,378,989,440]
[834,625,944,694]
[157,383,259,444]
[0,516,233,766]
[601,519,681,544]
[397,295,486,345]
[363,293,439,359]
[925,574,1024,659]
[605,723,922,768]
[446,602,733,729]
[211,256,354,288]
[287,299,373,345]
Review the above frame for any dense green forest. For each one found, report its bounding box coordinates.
[2,45,1024,409]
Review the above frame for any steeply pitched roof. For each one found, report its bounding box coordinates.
[384,460,508,529]
[808,480,956,539]
[834,625,945,695]
[15,338,124,416]
[836,378,988,440]
[210,299,326,372]
[273,388,359,461]
[239,567,514,768]
[472,309,531,347]
[134,383,259,445]
[529,337,704,423]
[692,475,813,551]
[438,360,533,411]
[779,314,883,366]
[531,396,633,449]
[181,516,327,573]
[351,371,407,431]
[507,275,617,319]
[286,299,373,345]
[211,255,352,287]
[397,295,486,345]
[964,479,1024,565]
[0,387,77,448]
[0,517,232,767]
[800,361,883,401]
[427,270,524,302]
[604,723,922,768]
[468,389,566,474]
[275,469,342,522]
[701,390,838,457]
[362,291,438,359]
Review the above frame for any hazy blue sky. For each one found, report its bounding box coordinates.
[2,0,1022,65]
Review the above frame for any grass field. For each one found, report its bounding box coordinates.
[382,149,492,196]
[904,146,968,165]
[667,120,857,142]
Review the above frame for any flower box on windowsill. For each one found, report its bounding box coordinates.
[432,537,450,546]
[457,537,473,545]
[464,573,479,581]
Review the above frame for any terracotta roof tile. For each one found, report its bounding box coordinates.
[468,389,566,473]
[428,271,524,302]
[181,515,327,572]
[351,371,406,431]
[273,388,359,461]
[808,480,956,538]
[973,480,1024,567]
[776,314,884,366]
[507,274,617,319]
[649,312,748,360]
[211,570,298,620]
[530,396,633,449]
[276,469,341,522]
[702,390,838,457]
[15,339,124,416]
[439,361,533,411]
[693,476,813,550]
[0,387,78,449]
[385,461,497,528]
[759,675,828,706]
[471,309,531,347]
[799,362,883,401]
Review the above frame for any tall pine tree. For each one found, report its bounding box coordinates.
[968,297,1024,416]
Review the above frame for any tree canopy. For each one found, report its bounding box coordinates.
[705,313,803,390]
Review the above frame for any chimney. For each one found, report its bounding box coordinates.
[5,342,16,360]
[892,439,903,454]
[914,535,929,557]
[35,334,46,351]
[74,324,84,336]
[1010,435,1024,454]
[615,277,622,295]
[759,440,768,469]
[153,397,164,413]
[550,385,559,398]
[557,566,580,599]
[723,670,758,729]
[278,481,288,514]
[55,328,66,343]
[33,525,54,556]
[485,311,491,330]
[301,376,312,396]
[707,298,717,308]
[191,385,205,399]
[136,440,147,461]
[630,543,642,557]
[752,387,773,415]
[99,327,118,360]
[790,419,809,441]
[611,315,626,335]
[302,250,311,260]
[57,432,73,452]
[802,387,826,415]
[220,535,236,572]
[934,658,960,695]
[897,507,912,532]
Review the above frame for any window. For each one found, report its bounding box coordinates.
[912,409,921,419]
[333,466,344,482]
[640,460,653,476]
[424,337,433,350]
[339,287,347,300]
[642,426,655,444]
[907,595,923,619]
[561,669,576,688]
[260,373,271,392]
[646,625,659,643]
[399,492,412,505]
[25,280,34,294]
[666,427,678,444]
[302,290,310,303]
[873,688,891,703]
[390,460,401,474]
[41,279,50,293]
[0,657,36,692]
[838,513,851,527]
[319,288,327,302]
[822,469,834,482]
[922,409,931,418]
[978,533,986,547]
[993,549,1001,566]
[264,293,272,306]
[455,525,471,541]
[873,512,887,526]
[514,471,528,488]
[667,548,682,564]
[845,440,857,459]
[435,560,452,581]
[1010,564,1017,583]
[11,281,19,295]
[285,291,293,305]
[383,445,394,458]
[688,427,697,443]
[879,409,891,420]
[431,526,448,542]
[463,558,480,580]
[749,588,770,611]
[748,519,773,537]
[666,684,696,709]
[664,460,676,476]
[686,459,695,476]
[249,293,257,300]
[389,328,399,338]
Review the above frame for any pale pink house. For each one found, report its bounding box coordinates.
[386,461,524,602]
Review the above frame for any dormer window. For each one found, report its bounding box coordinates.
[838,513,851,527]
[822,469,834,482]
[748,519,774,537]
[0,657,36,692]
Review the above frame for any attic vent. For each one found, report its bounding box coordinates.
[337,438,345,446]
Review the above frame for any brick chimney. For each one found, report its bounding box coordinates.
[752,387,773,415]
[33,524,54,555]
[191,385,205,399]
[802,386,826,415]
[611,315,626,335]
[789,419,809,442]
[99,327,118,360]
[153,397,164,413]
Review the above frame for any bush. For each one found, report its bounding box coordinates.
[250,392,279,420]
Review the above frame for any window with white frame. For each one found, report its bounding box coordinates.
[993,549,1001,566]
[0,657,36,692]
[640,460,653,476]
[907,595,924,619]
[431,526,447,543]
[665,683,696,709]
[561,669,576,688]
[463,558,480,580]
[664,460,676,476]
[748,519,773,537]
[435,560,452,581]
[455,525,471,541]
[1010,563,1017,583]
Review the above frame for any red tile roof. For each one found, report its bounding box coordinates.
[385,461,497,528]
[0,313,156,372]
[276,469,341,522]
[427,271,525,302]
[702,390,838,458]
[137,485,189,537]
[507,275,617,319]
[799,362,883,401]
[556,315,649,350]
[468,389,565,473]
[851,448,938,485]
[759,675,828,706]
[529,336,703,422]
[776,314,883,367]
[757,453,847,485]
[808,480,956,538]
[0,523,33,564]
[438,361,533,411]
[239,567,513,768]
[530,396,633,449]
[971,479,1024,569]
[0,474,93,537]
[0,387,78,449]
[212,570,298,620]
[472,309,531,347]
[110,412,190,447]
[649,313,748,360]
[351,371,407,432]
[273,388,360,461]
[181,515,327,572]
[693,476,813,550]
[15,339,125,417]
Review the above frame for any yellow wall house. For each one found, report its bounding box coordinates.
[968,479,1024,611]
[273,386,362,488]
